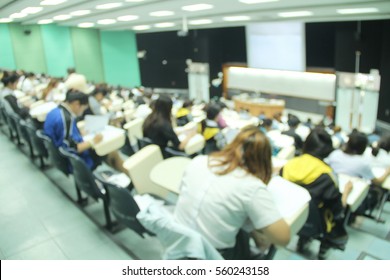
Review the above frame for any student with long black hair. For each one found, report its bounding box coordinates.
[143,94,195,153]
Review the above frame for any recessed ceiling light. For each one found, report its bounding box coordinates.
[278,11,313,17]
[70,10,91,16]
[117,15,139,21]
[97,19,117,25]
[40,0,67,5]
[133,25,151,31]
[223,15,251,21]
[149,11,174,17]
[78,22,95,28]
[239,0,279,4]
[189,19,213,25]
[155,22,175,28]
[337,8,379,14]
[53,14,72,21]
[9,13,28,19]
[0,18,13,23]
[38,19,53,24]
[96,3,123,10]
[21,7,43,14]
[182,4,214,12]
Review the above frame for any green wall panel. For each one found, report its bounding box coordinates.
[41,24,74,78]
[0,24,16,70]
[70,28,104,83]
[8,23,47,73]
[100,30,140,87]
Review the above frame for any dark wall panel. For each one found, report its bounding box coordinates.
[136,27,246,94]
[306,20,390,124]
[306,23,335,68]
[378,21,390,123]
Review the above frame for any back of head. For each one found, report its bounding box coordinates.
[26,72,35,78]
[303,127,333,160]
[287,115,300,128]
[67,68,75,75]
[205,103,221,120]
[209,126,272,184]
[92,87,108,97]
[153,94,173,119]
[378,135,390,153]
[65,90,88,105]
[345,131,368,155]
[273,112,282,121]
[182,99,193,108]
[262,118,273,128]
[1,72,19,86]
[144,94,173,132]
[333,125,342,133]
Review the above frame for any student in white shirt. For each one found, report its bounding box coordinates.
[327,131,390,184]
[175,126,290,259]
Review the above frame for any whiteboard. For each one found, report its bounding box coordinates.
[227,67,336,101]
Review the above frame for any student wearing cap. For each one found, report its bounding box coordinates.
[44,90,127,174]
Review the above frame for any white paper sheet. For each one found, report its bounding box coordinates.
[84,115,109,134]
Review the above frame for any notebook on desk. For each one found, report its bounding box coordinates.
[267,176,311,218]
[84,115,109,135]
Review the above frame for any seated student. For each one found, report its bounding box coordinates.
[175,126,290,260]
[332,125,346,148]
[280,127,352,259]
[367,129,381,146]
[259,118,280,156]
[199,103,226,154]
[1,72,30,119]
[327,131,390,185]
[215,100,228,129]
[143,94,195,155]
[282,115,303,155]
[175,99,193,126]
[303,118,313,129]
[20,72,37,96]
[84,87,108,116]
[44,90,128,174]
[370,135,390,167]
[41,78,60,102]
[327,131,390,216]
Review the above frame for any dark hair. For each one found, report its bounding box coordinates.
[182,99,193,108]
[1,73,19,86]
[200,103,221,132]
[92,87,108,97]
[378,135,390,152]
[205,103,221,120]
[345,131,368,155]
[288,115,300,128]
[303,127,333,159]
[143,94,173,133]
[209,126,272,184]
[67,68,75,74]
[262,118,273,128]
[65,90,88,105]
[372,134,390,156]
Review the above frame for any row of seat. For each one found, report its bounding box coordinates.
[0,106,224,259]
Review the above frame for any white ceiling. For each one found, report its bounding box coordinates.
[1,0,390,33]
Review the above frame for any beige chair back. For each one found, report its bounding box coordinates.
[124,118,144,147]
[123,144,170,199]
[184,134,205,155]
[276,145,296,160]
